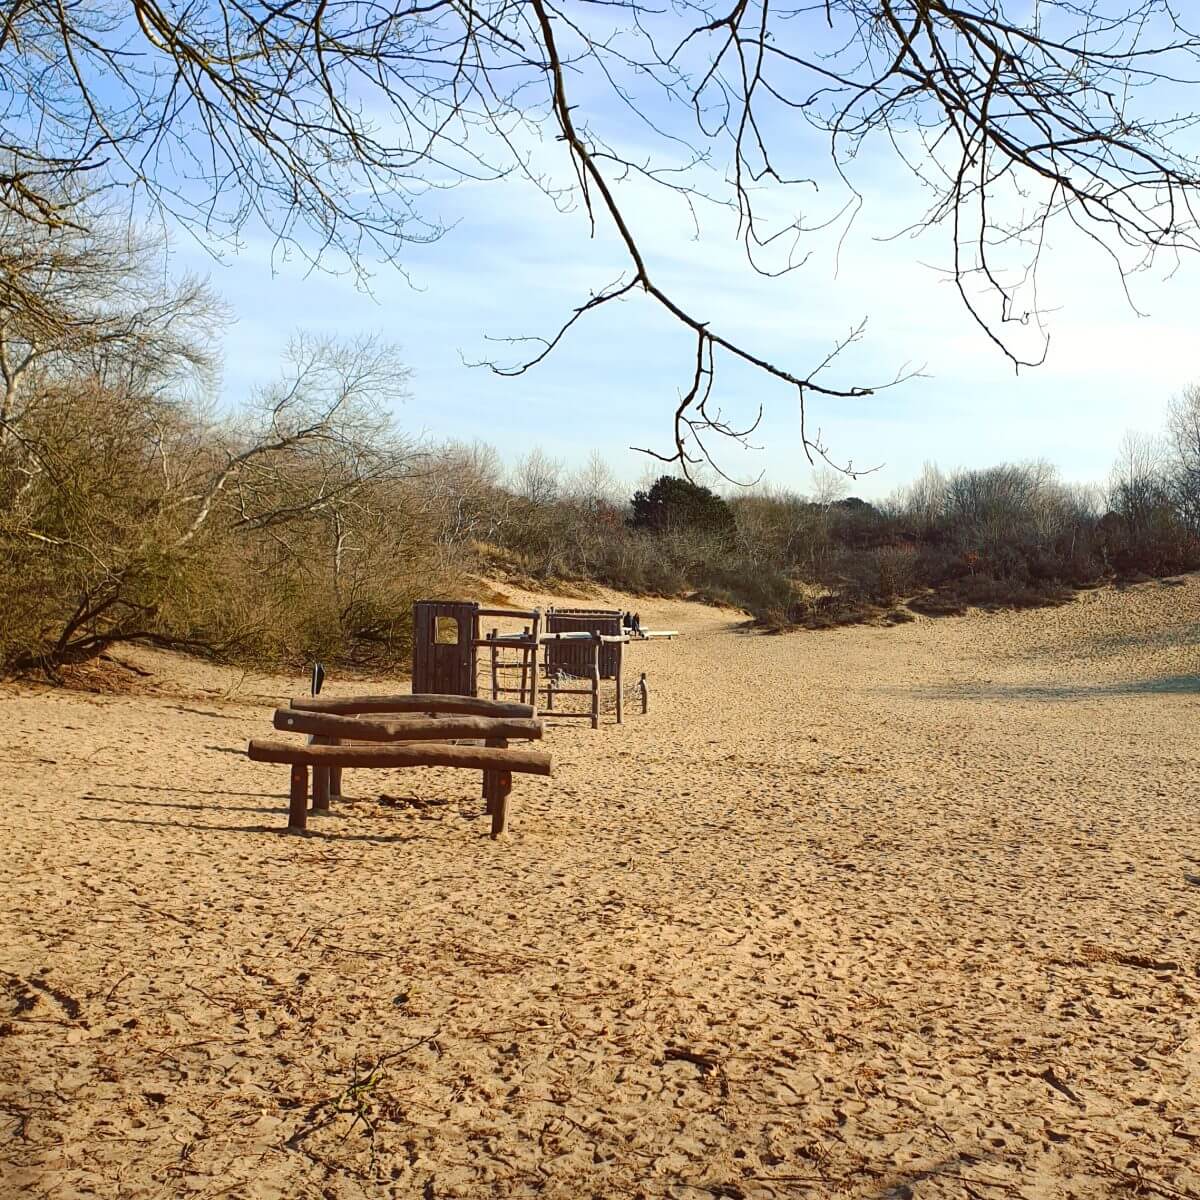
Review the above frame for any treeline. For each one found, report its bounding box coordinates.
[451,428,1200,631]
[4,204,1200,676]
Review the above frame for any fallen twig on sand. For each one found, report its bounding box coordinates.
[1039,1066,1084,1106]
[1103,1160,1198,1200]
[285,1033,443,1157]
[663,1045,720,1074]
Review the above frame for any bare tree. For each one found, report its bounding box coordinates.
[0,328,420,672]
[901,461,947,535]
[513,446,564,508]
[1109,429,1169,528]
[0,203,224,454]
[3,1,1199,472]
[568,449,623,512]
[810,465,852,508]
[420,439,510,563]
[1166,383,1200,530]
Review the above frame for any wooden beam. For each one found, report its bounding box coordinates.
[274,709,543,743]
[289,693,533,719]
[249,739,552,775]
[536,632,629,643]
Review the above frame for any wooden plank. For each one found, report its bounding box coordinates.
[274,709,544,743]
[412,603,431,693]
[249,740,552,775]
[476,607,538,619]
[290,694,533,718]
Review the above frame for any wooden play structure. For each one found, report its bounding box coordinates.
[412,599,674,728]
[247,693,550,837]
[541,607,626,728]
[412,600,544,705]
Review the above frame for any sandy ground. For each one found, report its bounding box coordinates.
[2,578,1199,1199]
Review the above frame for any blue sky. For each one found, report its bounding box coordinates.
[168,17,1200,502]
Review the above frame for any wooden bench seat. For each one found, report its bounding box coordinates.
[248,701,550,837]
[287,693,534,718]
[272,708,543,744]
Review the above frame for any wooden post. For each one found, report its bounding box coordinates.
[528,610,541,717]
[288,764,308,831]
[330,735,342,800]
[491,771,513,838]
[483,736,508,820]
[518,626,529,704]
[590,634,601,730]
[309,735,330,812]
[489,629,499,701]
[615,639,624,725]
[312,769,330,812]
[639,672,649,715]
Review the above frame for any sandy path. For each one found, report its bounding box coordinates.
[1,580,1198,1199]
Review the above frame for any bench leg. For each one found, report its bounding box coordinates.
[484,736,507,822]
[330,766,343,800]
[310,736,331,812]
[288,764,308,831]
[312,765,330,812]
[490,771,512,839]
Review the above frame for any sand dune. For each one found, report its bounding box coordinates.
[2,579,1198,1198]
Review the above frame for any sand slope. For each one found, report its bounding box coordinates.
[1,580,1198,1198]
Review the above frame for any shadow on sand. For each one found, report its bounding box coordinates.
[902,674,1200,702]
[86,794,281,815]
[77,812,441,844]
[866,1150,1022,1199]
